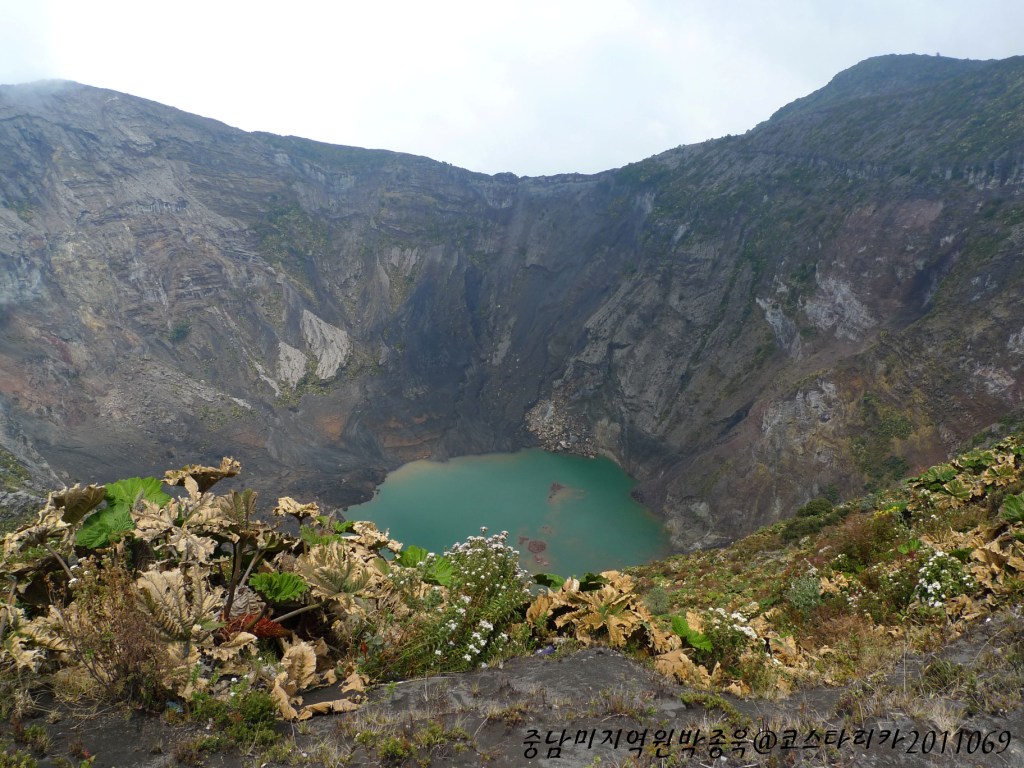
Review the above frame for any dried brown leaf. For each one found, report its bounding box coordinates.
[280,641,318,695]
[271,675,300,720]
[654,648,711,688]
[135,568,223,641]
[206,632,257,662]
[296,698,361,719]
[526,593,553,625]
[274,497,320,520]
[348,521,402,554]
[163,457,241,494]
[51,484,106,524]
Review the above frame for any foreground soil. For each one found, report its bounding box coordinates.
[5,609,1024,768]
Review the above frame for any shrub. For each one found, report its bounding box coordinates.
[781,498,841,543]
[168,320,192,344]
[364,529,530,679]
[831,515,874,568]
[915,550,975,609]
[53,557,172,707]
[643,585,672,615]
[785,573,822,614]
[796,498,834,518]
[0,745,38,768]
[859,557,921,623]
[377,736,413,763]
[692,608,758,673]
[868,507,909,557]
[187,683,278,748]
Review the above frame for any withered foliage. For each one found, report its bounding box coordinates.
[4,435,1024,718]
[0,458,393,719]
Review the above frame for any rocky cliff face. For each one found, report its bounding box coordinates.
[1,54,1023,548]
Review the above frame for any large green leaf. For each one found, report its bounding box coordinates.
[396,545,430,568]
[1002,493,1024,524]
[940,478,974,502]
[579,572,609,591]
[534,572,566,590]
[957,450,996,471]
[422,556,453,587]
[396,545,453,586]
[912,464,957,489]
[76,506,134,548]
[299,517,355,547]
[249,571,309,603]
[75,476,170,548]
[671,615,713,653]
[106,476,171,509]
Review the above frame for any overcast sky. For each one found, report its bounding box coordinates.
[1,1,1021,176]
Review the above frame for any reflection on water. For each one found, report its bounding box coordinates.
[344,449,669,577]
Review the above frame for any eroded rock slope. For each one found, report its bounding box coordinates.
[1,54,1023,547]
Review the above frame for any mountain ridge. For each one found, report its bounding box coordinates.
[1,55,1023,551]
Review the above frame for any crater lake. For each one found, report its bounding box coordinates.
[345,449,669,576]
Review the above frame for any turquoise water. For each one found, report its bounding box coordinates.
[345,449,669,577]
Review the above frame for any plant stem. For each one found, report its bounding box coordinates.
[274,600,328,624]
[43,542,75,581]
[239,548,265,587]
[223,541,242,620]
[0,579,17,639]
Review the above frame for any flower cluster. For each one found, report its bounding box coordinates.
[445,528,531,588]
[915,550,974,609]
[706,607,759,641]
[693,606,760,671]
[377,528,530,679]
[439,528,531,669]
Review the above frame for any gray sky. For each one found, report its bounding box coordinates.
[1,1,1021,176]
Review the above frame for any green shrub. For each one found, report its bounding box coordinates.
[868,507,910,557]
[781,498,840,543]
[643,585,672,615]
[915,550,975,609]
[377,736,413,763]
[188,684,278,748]
[0,745,38,768]
[867,557,921,622]
[692,608,757,673]
[364,529,530,680]
[796,498,834,518]
[168,320,192,344]
[785,573,822,614]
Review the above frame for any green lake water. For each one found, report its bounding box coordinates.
[345,449,669,577]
